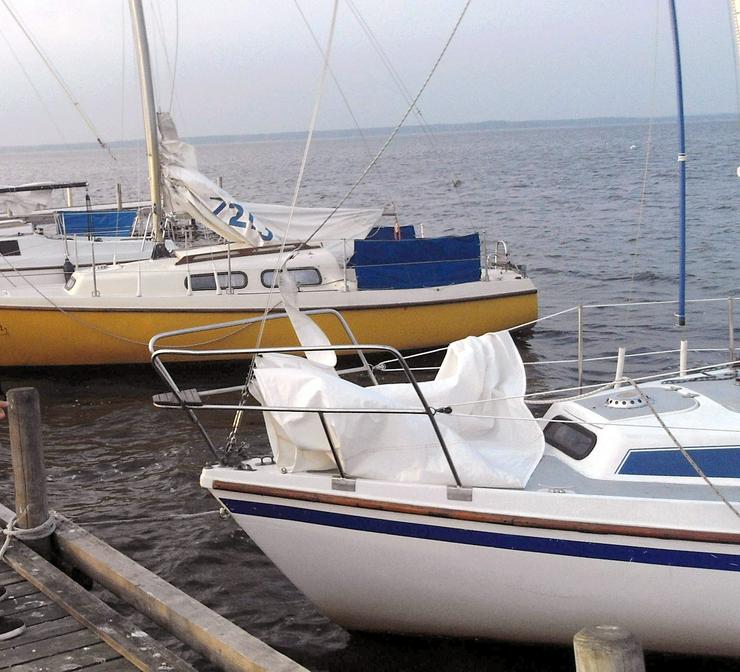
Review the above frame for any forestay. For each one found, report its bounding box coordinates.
[157,113,383,249]
[250,331,544,488]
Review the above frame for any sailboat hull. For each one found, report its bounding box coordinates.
[0,286,536,366]
[205,473,740,656]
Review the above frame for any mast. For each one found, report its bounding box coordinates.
[668,0,686,326]
[128,0,163,243]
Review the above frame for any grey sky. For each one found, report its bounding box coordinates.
[0,1,736,147]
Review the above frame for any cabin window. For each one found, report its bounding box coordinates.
[185,271,248,292]
[261,267,322,288]
[543,416,597,460]
[0,240,20,256]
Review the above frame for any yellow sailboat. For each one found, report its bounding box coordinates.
[0,2,537,367]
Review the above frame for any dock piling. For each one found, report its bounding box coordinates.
[7,387,52,560]
[573,625,645,672]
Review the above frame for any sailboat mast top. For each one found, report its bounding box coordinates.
[668,0,687,327]
[129,0,163,243]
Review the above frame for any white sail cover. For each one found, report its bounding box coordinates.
[0,183,53,216]
[157,113,383,248]
[250,331,545,488]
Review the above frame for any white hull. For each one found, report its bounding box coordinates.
[204,468,740,656]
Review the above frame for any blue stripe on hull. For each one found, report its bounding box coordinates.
[618,446,740,478]
[222,497,740,573]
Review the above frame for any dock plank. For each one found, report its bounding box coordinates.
[4,580,40,599]
[4,602,68,628]
[0,616,83,651]
[0,629,100,668]
[1,540,197,671]
[8,641,122,672]
[80,660,140,672]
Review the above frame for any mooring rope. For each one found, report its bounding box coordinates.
[0,511,57,561]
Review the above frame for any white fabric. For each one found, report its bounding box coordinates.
[250,331,545,488]
[278,272,337,368]
[157,113,383,250]
[0,183,53,216]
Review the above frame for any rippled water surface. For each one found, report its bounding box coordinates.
[0,120,738,670]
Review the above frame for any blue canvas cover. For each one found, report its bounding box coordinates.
[353,233,481,290]
[363,225,416,241]
[59,209,138,237]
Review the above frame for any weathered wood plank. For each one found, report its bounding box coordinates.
[5,602,68,627]
[1,533,197,672]
[6,591,53,614]
[0,628,99,668]
[9,641,121,672]
[52,515,309,672]
[76,658,139,671]
[4,579,40,599]
[0,616,82,651]
[0,570,25,587]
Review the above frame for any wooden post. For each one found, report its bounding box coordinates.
[574,625,645,672]
[7,387,52,560]
[115,183,123,210]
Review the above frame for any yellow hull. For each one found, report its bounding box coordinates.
[0,292,537,367]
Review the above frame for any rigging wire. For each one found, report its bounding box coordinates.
[286,0,473,255]
[168,0,180,113]
[0,24,68,143]
[120,0,127,144]
[223,0,342,455]
[345,0,475,226]
[728,0,740,126]
[0,0,117,161]
[623,0,660,320]
[292,0,397,210]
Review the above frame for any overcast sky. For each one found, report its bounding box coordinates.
[0,0,737,147]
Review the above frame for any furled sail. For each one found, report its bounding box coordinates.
[157,113,383,248]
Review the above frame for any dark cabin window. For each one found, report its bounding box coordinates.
[261,267,322,288]
[543,416,597,460]
[185,271,248,291]
[0,240,21,256]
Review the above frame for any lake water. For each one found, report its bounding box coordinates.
[0,119,738,671]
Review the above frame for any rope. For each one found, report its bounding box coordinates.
[292,0,397,209]
[344,0,475,228]
[0,512,57,561]
[623,0,659,318]
[291,0,473,253]
[0,24,68,143]
[1,0,116,161]
[224,0,341,456]
[67,510,219,527]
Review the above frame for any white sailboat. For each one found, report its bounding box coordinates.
[0,182,171,288]
[149,0,740,657]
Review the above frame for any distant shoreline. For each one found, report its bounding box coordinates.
[1,112,734,154]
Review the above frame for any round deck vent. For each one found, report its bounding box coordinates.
[604,391,647,409]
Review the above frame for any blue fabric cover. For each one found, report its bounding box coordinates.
[364,225,416,240]
[59,209,138,237]
[353,233,481,290]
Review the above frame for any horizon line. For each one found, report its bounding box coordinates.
[0,111,734,154]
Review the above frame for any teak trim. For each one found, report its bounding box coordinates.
[212,481,740,546]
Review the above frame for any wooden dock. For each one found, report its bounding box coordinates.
[1,387,308,672]
[0,558,190,672]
